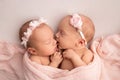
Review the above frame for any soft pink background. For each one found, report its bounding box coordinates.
[0,0,120,43]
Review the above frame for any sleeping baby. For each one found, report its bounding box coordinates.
[56,13,95,70]
[19,18,63,68]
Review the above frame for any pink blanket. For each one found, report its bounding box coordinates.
[0,33,120,80]
[90,33,120,80]
[0,41,25,80]
[23,52,101,80]
[23,33,120,80]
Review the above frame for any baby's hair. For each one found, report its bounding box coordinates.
[80,14,95,43]
[19,20,32,48]
[19,20,31,41]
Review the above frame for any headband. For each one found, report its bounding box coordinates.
[70,14,86,44]
[21,18,47,48]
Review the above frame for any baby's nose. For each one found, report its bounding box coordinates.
[55,32,59,38]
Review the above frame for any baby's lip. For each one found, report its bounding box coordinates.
[56,41,59,45]
[56,46,62,52]
[57,44,62,49]
[55,46,58,51]
[56,47,59,52]
[56,37,59,42]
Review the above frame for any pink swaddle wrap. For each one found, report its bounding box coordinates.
[23,52,101,80]
[0,33,120,80]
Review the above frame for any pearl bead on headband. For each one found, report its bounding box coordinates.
[21,18,47,48]
[70,14,87,44]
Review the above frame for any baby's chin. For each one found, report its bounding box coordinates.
[58,45,63,49]
[58,45,66,51]
[57,42,66,50]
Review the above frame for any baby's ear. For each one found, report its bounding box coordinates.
[27,47,37,55]
[75,38,86,48]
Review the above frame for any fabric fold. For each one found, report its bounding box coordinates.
[23,51,101,80]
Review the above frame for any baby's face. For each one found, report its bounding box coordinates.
[56,19,77,50]
[30,24,57,56]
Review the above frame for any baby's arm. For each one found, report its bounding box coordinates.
[60,58,74,70]
[63,49,86,69]
[49,52,63,68]
[82,50,94,64]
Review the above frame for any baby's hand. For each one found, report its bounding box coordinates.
[50,52,63,65]
[63,49,79,60]
[63,49,86,67]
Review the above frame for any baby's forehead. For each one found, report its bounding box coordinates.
[61,15,71,23]
[59,22,75,32]
[31,26,53,40]
[59,16,70,26]
[35,24,52,33]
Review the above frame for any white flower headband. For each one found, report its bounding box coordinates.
[70,14,87,44]
[21,17,47,48]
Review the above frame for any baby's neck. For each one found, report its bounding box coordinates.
[40,56,51,65]
[30,54,50,65]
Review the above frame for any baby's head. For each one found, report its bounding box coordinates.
[19,18,57,56]
[56,14,95,49]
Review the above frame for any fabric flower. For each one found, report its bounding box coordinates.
[70,14,83,30]
[70,14,87,45]
[21,18,47,48]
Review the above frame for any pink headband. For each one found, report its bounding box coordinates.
[70,14,87,44]
[21,18,47,48]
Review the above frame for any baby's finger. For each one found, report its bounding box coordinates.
[63,53,67,57]
[58,53,63,57]
[56,52,61,56]
[54,52,58,56]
